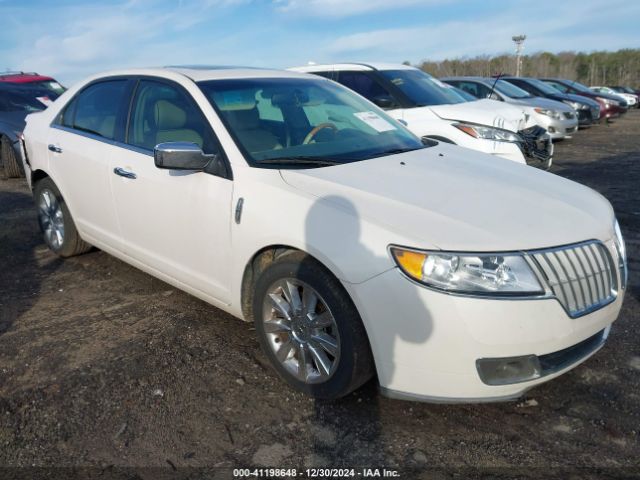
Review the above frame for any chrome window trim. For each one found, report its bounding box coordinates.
[51,124,153,156]
[388,239,620,318]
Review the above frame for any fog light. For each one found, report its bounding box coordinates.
[476,355,542,385]
[548,126,556,133]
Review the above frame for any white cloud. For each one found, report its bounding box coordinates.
[274,0,446,17]
[323,0,640,62]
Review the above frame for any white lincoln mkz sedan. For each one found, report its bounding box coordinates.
[22,66,626,402]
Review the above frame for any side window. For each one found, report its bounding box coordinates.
[473,82,492,98]
[127,80,217,154]
[451,81,479,98]
[59,97,78,128]
[548,81,568,93]
[337,71,392,102]
[70,80,128,139]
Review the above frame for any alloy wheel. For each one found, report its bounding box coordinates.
[38,189,65,250]
[262,278,340,384]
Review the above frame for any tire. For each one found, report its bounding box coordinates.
[1,135,24,178]
[34,177,91,257]
[253,250,374,400]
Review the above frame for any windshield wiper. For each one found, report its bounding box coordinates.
[365,147,424,159]
[256,156,342,167]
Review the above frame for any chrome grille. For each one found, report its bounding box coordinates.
[530,242,617,317]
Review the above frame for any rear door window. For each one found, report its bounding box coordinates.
[337,71,393,102]
[66,80,128,139]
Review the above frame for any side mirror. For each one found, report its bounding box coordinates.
[487,92,502,101]
[154,142,213,170]
[372,95,395,109]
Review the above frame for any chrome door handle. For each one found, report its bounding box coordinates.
[113,167,137,179]
[48,144,62,153]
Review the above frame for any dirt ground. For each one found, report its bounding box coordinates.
[1,111,639,480]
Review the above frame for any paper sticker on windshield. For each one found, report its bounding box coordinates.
[36,96,52,106]
[353,111,396,132]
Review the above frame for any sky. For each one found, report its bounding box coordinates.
[1,0,639,86]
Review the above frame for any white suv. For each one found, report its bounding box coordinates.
[290,63,553,168]
[22,67,625,402]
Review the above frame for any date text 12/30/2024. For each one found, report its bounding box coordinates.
[233,468,401,478]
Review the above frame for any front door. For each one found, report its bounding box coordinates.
[109,79,233,303]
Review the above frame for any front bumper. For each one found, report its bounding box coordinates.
[602,104,628,119]
[517,126,553,166]
[348,244,624,403]
[577,107,600,126]
[534,114,579,139]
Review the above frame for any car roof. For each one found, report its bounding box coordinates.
[0,72,55,83]
[441,76,489,82]
[78,66,313,84]
[290,62,418,73]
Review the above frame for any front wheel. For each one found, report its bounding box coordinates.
[34,178,91,257]
[253,251,374,399]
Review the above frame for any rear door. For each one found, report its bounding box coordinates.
[47,79,130,246]
[109,78,234,303]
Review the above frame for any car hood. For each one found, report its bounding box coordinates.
[507,96,574,112]
[0,111,27,132]
[280,144,613,252]
[426,99,528,131]
[564,93,599,107]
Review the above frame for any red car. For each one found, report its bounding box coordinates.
[0,72,65,99]
[540,78,628,120]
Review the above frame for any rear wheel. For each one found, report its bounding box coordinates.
[34,178,91,257]
[1,135,24,178]
[253,251,374,399]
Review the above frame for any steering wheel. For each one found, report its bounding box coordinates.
[302,123,337,145]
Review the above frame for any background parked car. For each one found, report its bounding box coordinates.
[540,78,628,120]
[0,73,65,178]
[291,63,553,168]
[501,76,600,128]
[442,76,579,140]
[0,72,65,97]
[609,86,640,107]
[0,88,46,178]
[590,86,638,108]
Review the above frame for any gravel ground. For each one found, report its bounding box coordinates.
[0,111,639,479]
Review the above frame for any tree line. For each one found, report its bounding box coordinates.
[413,49,640,87]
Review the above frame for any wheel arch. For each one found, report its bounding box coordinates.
[31,169,50,189]
[240,244,350,323]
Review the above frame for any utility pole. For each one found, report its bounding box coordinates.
[512,35,526,76]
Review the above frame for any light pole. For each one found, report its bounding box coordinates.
[512,35,526,77]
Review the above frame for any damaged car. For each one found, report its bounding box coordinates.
[291,63,553,169]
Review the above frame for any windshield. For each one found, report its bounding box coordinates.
[0,89,48,112]
[564,80,592,93]
[378,69,467,106]
[199,77,424,166]
[493,80,532,99]
[524,78,561,96]
[29,80,65,97]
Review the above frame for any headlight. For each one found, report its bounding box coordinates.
[389,246,543,295]
[563,100,587,110]
[597,96,620,107]
[534,107,563,119]
[452,123,522,143]
[614,220,627,289]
